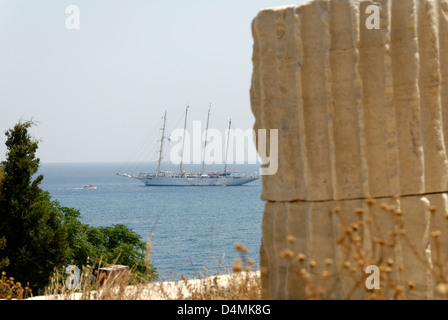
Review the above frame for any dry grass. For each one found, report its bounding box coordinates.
[0,271,32,300]
[13,196,448,300]
[273,196,448,300]
[36,240,261,300]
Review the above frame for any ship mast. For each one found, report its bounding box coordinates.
[201,104,211,176]
[224,119,231,173]
[179,105,189,174]
[157,111,167,177]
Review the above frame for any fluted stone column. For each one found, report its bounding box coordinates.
[251,0,448,299]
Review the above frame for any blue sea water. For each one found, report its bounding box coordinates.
[37,162,264,280]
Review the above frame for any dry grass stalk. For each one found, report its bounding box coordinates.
[0,271,32,300]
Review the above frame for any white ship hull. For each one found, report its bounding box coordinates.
[134,173,258,186]
[118,107,260,187]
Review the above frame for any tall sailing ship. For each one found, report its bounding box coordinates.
[117,106,259,186]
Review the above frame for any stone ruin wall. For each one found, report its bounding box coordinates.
[250,0,448,299]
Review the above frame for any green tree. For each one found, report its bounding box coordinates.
[98,224,157,280]
[0,164,4,199]
[0,121,69,293]
[0,166,8,271]
[0,121,157,293]
[94,224,147,268]
[59,205,98,267]
[0,237,9,271]
[62,209,157,279]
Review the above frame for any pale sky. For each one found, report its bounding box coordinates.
[0,0,300,163]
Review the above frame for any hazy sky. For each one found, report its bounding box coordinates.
[0,0,299,163]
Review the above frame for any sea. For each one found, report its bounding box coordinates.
[37,162,264,280]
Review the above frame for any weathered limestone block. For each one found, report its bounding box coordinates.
[251,0,448,202]
[98,265,130,287]
[251,0,448,299]
[260,195,448,299]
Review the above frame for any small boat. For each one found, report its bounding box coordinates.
[83,185,97,189]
